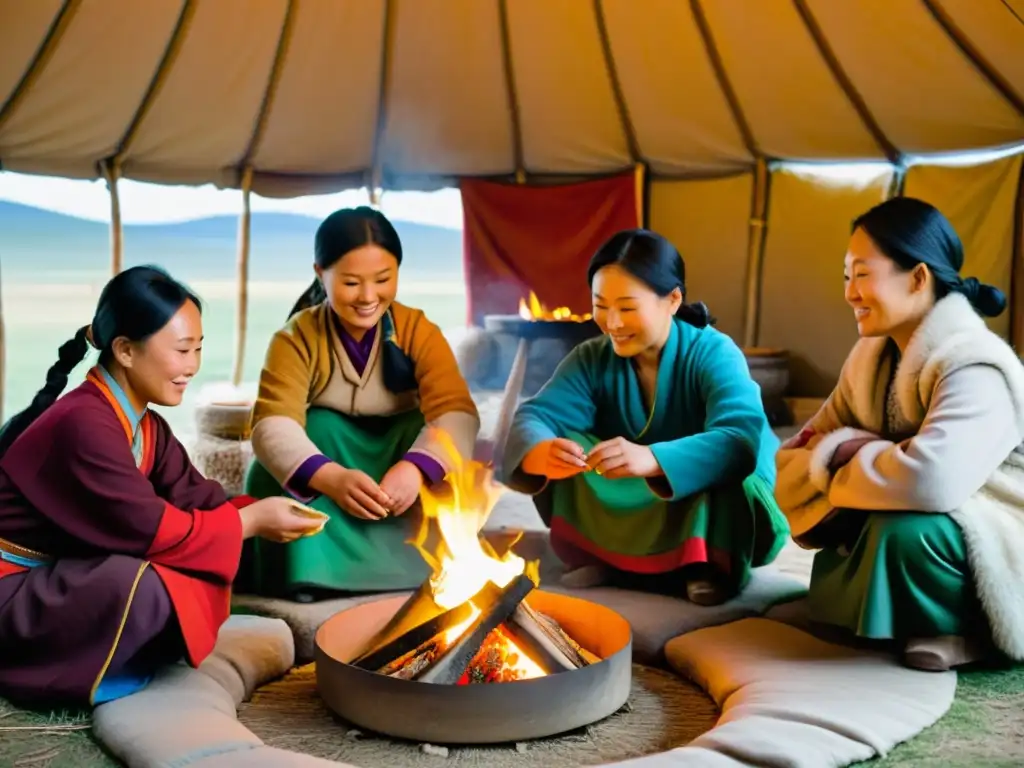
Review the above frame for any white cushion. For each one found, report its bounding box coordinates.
[631,618,957,767]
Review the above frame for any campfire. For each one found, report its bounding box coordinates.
[345,432,599,686]
[518,290,593,323]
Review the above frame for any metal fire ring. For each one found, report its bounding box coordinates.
[315,590,633,744]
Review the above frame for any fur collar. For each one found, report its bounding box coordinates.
[840,293,1024,434]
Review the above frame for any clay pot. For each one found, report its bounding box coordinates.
[743,347,790,400]
[194,401,253,441]
[743,347,791,426]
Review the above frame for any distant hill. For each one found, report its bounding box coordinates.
[0,200,465,282]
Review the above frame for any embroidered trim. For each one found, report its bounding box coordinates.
[89,561,151,705]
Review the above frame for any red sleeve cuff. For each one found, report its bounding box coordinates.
[146,501,244,583]
[148,504,194,555]
[228,495,257,509]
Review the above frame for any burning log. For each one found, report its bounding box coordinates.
[503,601,595,673]
[352,573,536,685]
[343,429,601,687]
[351,570,498,672]
[418,574,534,684]
[347,581,441,665]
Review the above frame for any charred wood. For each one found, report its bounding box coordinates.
[417,574,535,684]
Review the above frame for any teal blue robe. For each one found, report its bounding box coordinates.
[501,318,789,589]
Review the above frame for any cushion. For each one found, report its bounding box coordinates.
[199,614,296,705]
[191,745,354,767]
[651,618,956,767]
[550,566,807,665]
[92,615,295,768]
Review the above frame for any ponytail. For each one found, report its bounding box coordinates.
[287,278,326,320]
[0,325,91,459]
[675,300,715,329]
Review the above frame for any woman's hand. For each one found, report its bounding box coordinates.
[521,438,589,480]
[829,437,875,472]
[311,463,391,520]
[239,497,325,542]
[379,460,423,516]
[587,437,662,479]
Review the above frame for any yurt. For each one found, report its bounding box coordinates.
[0,2,1022,767]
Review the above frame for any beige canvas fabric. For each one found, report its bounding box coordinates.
[1,0,1022,399]
[1,0,1022,192]
[903,153,1024,340]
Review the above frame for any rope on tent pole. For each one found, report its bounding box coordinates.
[102,160,124,275]
[107,0,196,172]
[232,167,254,388]
[886,166,907,199]
[920,0,1024,121]
[367,0,396,206]
[592,0,643,165]
[0,0,81,136]
[498,0,526,185]
[792,0,902,167]
[369,169,383,207]
[743,159,771,349]
[688,0,759,161]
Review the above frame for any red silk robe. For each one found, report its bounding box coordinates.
[0,369,249,705]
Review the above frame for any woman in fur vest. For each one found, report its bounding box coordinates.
[775,196,1024,672]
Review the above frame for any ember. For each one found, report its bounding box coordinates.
[346,430,597,685]
[457,625,545,685]
[518,290,593,322]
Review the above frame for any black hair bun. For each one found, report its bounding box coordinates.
[960,277,1007,318]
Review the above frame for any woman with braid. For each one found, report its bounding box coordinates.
[0,266,320,707]
[240,207,480,600]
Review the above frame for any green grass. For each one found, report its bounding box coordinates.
[864,664,1024,766]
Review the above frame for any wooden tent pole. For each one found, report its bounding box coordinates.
[633,162,645,226]
[103,160,124,274]
[231,167,254,387]
[1011,159,1024,353]
[743,158,770,348]
[0,255,5,424]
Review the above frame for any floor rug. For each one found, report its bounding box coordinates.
[236,663,718,767]
[2,661,1023,766]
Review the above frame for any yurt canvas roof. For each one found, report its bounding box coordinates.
[1,0,1023,193]
[0,0,1022,402]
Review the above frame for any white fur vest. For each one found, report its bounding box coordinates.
[775,293,1024,659]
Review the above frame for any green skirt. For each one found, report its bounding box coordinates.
[237,407,433,597]
[808,511,977,640]
[540,430,789,593]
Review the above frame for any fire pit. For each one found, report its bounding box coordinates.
[314,431,633,744]
[316,590,631,744]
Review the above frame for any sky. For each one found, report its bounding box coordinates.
[0,171,465,229]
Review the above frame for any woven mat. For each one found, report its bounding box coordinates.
[237,664,718,767]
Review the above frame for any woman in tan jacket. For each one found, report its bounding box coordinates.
[775,197,1024,672]
[239,207,479,600]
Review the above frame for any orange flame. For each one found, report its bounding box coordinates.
[517,291,592,322]
[408,429,545,679]
[408,430,540,611]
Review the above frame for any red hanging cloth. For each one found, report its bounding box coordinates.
[459,171,642,325]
